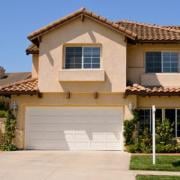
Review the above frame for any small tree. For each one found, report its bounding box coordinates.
[1,110,17,151]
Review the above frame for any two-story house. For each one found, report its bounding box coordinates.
[1,8,180,150]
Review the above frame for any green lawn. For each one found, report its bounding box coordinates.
[136,175,180,180]
[130,155,180,171]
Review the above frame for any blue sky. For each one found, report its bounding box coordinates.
[0,0,180,72]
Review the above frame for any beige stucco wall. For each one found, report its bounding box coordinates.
[138,96,180,108]
[32,54,39,78]
[38,17,126,93]
[59,69,105,82]
[127,44,180,85]
[12,93,136,149]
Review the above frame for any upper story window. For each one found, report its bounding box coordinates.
[65,47,100,69]
[145,52,179,73]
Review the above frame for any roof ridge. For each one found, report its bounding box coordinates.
[28,8,137,41]
[0,78,37,89]
[28,8,85,39]
[117,20,180,33]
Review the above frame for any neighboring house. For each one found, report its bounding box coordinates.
[0,72,31,87]
[0,68,31,102]
[0,8,180,150]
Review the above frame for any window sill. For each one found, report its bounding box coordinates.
[59,69,105,82]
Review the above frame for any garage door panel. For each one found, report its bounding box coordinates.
[25,107,123,150]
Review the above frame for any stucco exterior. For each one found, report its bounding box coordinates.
[38,17,127,93]
[32,54,39,78]
[127,44,180,86]
[137,96,180,108]
[12,94,136,149]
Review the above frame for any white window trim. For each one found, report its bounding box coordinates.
[63,45,102,70]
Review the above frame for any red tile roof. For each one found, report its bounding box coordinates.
[28,8,137,44]
[26,44,39,55]
[0,72,31,87]
[0,78,38,95]
[26,10,180,54]
[163,26,180,31]
[116,20,180,42]
[126,84,180,96]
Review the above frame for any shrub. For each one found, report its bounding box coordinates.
[0,101,8,111]
[0,110,8,118]
[124,120,135,145]
[138,128,152,153]
[124,110,139,145]
[124,111,180,153]
[172,160,180,167]
[127,144,141,153]
[0,110,17,151]
[156,119,174,145]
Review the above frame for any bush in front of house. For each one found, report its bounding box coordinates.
[123,110,139,145]
[0,110,8,118]
[172,160,180,167]
[0,110,17,151]
[124,111,180,153]
[126,128,152,153]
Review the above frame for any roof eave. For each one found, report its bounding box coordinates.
[0,90,38,96]
[134,40,180,44]
[125,90,180,96]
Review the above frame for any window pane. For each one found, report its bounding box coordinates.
[165,109,176,137]
[162,52,178,73]
[146,52,162,73]
[177,110,180,137]
[92,47,100,56]
[65,47,82,69]
[84,58,91,63]
[156,109,162,125]
[84,64,91,68]
[83,47,100,69]
[92,64,100,68]
[84,48,92,57]
[138,109,151,133]
[92,58,100,64]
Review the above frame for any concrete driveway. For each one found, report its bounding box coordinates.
[0,151,135,180]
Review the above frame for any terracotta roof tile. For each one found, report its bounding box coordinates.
[0,72,31,87]
[0,78,38,95]
[163,26,180,31]
[28,8,137,43]
[126,84,180,96]
[26,11,180,54]
[116,20,180,41]
[26,44,39,55]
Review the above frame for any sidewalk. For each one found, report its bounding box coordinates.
[131,170,180,176]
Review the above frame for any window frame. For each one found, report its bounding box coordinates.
[145,51,180,73]
[63,45,102,70]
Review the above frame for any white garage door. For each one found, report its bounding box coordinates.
[25,107,123,150]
